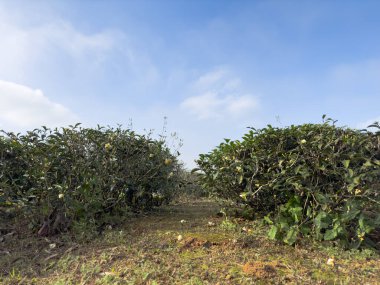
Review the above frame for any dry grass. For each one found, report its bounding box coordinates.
[1,200,379,284]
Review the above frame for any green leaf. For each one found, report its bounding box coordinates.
[239,192,248,201]
[314,193,328,204]
[284,226,299,245]
[300,225,311,235]
[341,208,360,222]
[278,217,290,231]
[306,206,312,218]
[359,216,374,234]
[289,206,303,223]
[315,211,329,230]
[353,176,361,185]
[238,175,244,185]
[324,229,338,240]
[342,160,350,169]
[268,225,278,240]
[263,215,273,225]
[191,168,201,174]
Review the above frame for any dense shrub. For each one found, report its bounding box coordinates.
[0,124,181,236]
[176,170,208,199]
[196,118,380,248]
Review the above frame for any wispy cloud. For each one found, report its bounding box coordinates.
[0,80,78,130]
[43,22,120,58]
[181,92,258,120]
[0,5,121,80]
[181,68,259,120]
[194,68,228,90]
[0,3,161,97]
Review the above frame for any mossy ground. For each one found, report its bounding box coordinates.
[1,199,379,284]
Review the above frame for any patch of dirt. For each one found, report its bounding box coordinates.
[125,200,221,232]
[179,237,214,250]
[242,261,278,278]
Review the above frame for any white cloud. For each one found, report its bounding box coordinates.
[0,80,78,130]
[193,67,243,93]
[0,6,121,80]
[181,68,259,120]
[43,21,119,58]
[194,68,227,90]
[181,92,258,120]
[227,95,258,114]
[181,92,223,119]
[0,4,161,94]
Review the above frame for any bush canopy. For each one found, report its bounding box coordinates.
[196,119,380,248]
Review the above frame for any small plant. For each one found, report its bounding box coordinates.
[220,218,238,232]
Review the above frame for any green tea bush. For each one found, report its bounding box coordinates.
[0,124,181,236]
[176,170,208,200]
[196,118,380,248]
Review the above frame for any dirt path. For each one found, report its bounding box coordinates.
[124,200,221,232]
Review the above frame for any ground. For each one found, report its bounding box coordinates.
[1,199,379,284]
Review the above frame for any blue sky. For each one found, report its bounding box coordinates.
[1,0,379,168]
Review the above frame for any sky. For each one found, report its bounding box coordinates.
[1,0,379,168]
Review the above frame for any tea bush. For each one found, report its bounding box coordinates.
[196,118,380,248]
[0,124,181,236]
[176,170,208,199]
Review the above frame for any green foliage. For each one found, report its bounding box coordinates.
[196,118,380,248]
[0,124,181,235]
[178,170,208,199]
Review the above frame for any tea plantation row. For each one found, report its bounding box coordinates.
[0,125,181,236]
[1,119,379,249]
[195,119,380,248]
